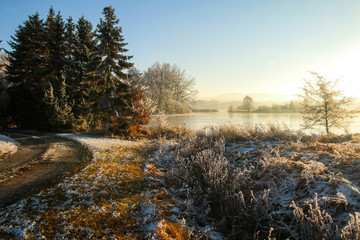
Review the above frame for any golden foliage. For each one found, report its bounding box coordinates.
[156,219,191,240]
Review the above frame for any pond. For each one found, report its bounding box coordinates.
[162,111,360,134]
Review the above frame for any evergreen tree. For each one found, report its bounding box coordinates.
[64,16,77,103]
[6,13,47,128]
[42,8,73,129]
[71,16,97,121]
[42,74,73,129]
[44,7,67,83]
[4,6,145,133]
[92,6,134,129]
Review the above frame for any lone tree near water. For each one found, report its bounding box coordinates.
[242,96,254,112]
[298,72,354,134]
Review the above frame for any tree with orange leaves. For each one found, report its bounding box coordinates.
[111,68,153,136]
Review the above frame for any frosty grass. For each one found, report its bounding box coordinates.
[0,134,19,158]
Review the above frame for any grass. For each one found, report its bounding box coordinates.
[1,123,360,239]
[0,136,193,239]
[0,134,19,159]
[152,123,360,239]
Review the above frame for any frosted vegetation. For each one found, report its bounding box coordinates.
[0,134,193,239]
[1,124,360,239]
[152,122,360,239]
[0,134,19,159]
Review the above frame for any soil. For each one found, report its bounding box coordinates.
[0,130,91,206]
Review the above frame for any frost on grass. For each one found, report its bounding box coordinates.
[0,134,190,239]
[2,126,360,239]
[153,123,360,239]
[0,134,19,159]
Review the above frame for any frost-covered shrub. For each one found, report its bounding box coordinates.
[149,113,190,139]
[342,212,360,240]
[158,123,360,239]
[167,134,275,238]
[0,134,19,158]
[230,189,273,239]
[291,194,339,240]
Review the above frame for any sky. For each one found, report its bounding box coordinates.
[1,0,360,99]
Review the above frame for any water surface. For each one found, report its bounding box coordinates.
[164,111,360,134]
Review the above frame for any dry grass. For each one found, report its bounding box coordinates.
[2,124,360,239]
[342,212,360,240]
[291,194,339,240]
[156,123,360,239]
[0,134,19,159]
[196,122,298,141]
[0,136,192,239]
[156,219,192,240]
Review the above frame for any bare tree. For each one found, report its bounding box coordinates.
[0,41,9,92]
[242,96,254,112]
[143,62,197,114]
[298,72,354,134]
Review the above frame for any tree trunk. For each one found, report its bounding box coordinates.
[325,102,329,134]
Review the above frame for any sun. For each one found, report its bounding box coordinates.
[324,48,360,98]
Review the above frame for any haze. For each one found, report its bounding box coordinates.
[1,0,360,99]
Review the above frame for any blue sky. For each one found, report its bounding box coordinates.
[1,0,360,99]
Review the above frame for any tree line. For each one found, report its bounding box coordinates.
[1,6,140,132]
[0,6,198,133]
[228,96,302,113]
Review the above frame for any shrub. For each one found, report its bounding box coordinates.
[291,194,339,240]
[342,212,360,240]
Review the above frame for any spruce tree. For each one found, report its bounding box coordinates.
[6,13,47,128]
[42,8,73,130]
[93,6,134,129]
[71,16,97,122]
[64,16,77,102]
[44,7,67,84]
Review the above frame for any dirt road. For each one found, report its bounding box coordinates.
[0,131,91,206]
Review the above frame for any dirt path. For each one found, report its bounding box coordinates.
[0,131,91,206]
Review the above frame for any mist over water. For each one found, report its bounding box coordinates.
[164,111,360,134]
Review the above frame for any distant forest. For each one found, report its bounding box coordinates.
[192,98,302,113]
[228,97,302,113]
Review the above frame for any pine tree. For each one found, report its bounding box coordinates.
[44,7,67,83]
[42,8,73,130]
[92,6,134,129]
[6,13,47,128]
[42,75,73,130]
[71,16,97,121]
[64,16,77,105]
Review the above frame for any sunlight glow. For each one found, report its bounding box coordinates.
[324,48,360,98]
